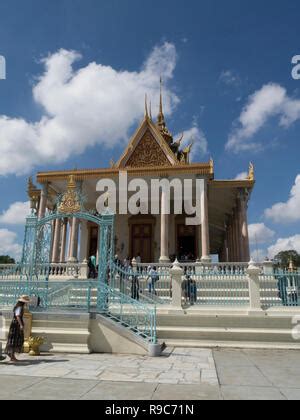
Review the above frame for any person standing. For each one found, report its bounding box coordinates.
[88,255,97,279]
[131,273,140,301]
[148,266,159,296]
[5,295,30,363]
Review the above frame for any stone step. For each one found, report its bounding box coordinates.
[162,339,300,350]
[157,325,297,343]
[157,314,293,329]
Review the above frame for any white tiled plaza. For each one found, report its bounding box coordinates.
[1,348,300,400]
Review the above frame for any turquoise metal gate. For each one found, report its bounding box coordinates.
[0,177,158,345]
[21,210,114,285]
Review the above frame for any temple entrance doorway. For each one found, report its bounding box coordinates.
[177,224,197,261]
[129,216,155,263]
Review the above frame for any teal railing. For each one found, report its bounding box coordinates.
[260,273,300,308]
[0,280,157,344]
[111,263,170,305]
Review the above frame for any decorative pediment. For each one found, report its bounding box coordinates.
[126,129,172,168]
[117,117,177,169]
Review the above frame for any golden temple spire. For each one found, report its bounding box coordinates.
[145,94,149,119]
[157,77,165,129]
[156,77,173,145]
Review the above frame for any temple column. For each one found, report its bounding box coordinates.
[225,225,230,262]
[234,208,241,262]
[222,236,229,263]
[228,218,234,262]
[232,210,239,262]
[201,180,211,263]
[79,220,89,263]
[196,225,202,260]
[240,190,250,262]
[59,218,68,263]
[159,187,170,262]
[237,197,244,262]
[68,217,79,262]
[38,183,48,219]
[52,219,62,263]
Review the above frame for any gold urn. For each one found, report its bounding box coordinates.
[28,336,44,356]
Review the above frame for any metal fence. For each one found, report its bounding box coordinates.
[260,273,300,308]
[185,274,250,306]
[111,263,171,305]
[0,280,157,344]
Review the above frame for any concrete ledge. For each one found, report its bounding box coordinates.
[163,339,300,350]
[89,314,149,356]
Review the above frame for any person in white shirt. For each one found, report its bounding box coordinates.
[5,295,30,363]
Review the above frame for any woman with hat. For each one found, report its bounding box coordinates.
[5,295,30,362]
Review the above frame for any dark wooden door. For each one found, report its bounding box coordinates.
[131,224,152,263]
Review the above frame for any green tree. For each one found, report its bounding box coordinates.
[0,255,15,264]
[274,250,300,269]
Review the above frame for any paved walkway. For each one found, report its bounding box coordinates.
[0,348,300,399]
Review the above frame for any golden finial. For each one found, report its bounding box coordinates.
[174,133,184,147]
[67,174,77,190]
[209,158,214,174]
[156,77,173,145]
[145,94,149,119]
[247,162,255,181]
[149,100,153,120]
[157,77,165,128]
[27,177,39,210]
[184,142,194,154]
[183,142,194,164]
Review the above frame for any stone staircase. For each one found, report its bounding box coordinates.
[156,309,300,349]
[0,310,150,355]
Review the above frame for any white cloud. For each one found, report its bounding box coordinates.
[0,201,30,225]
[226,83,300,153]
[0,229,22,260]
[248,223,275,245]
[176,124,208,162]
[265,175,300,223]
[234,172,248,180]
[268,235,300,258]
[0,43,179,176]
[219,70,241,86]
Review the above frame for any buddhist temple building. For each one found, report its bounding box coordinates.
[28,89,255,265]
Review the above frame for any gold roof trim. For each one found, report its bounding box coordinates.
[209,179,255,189]
[37,162,214,183]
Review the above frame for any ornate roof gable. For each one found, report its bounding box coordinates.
[117,117,177,169]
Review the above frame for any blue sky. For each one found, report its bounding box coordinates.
[0,0,300,260]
